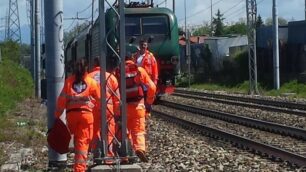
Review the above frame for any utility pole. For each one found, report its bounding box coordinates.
[4,10,8,40]
[273,0,280,90]
[34,0,41,98]
[91,0,94,26]
[246,0,259,95]
[211,0,213,36]
[305,0,306,20]
[118,0,129,158]
[98,0,108,159]
[184,0,187,36]
[94,0,130,166]
[45,0,67,168]
[186,29,191,87]
[6,0,21,44]
[173,0,175,13]
[31,0,36,81]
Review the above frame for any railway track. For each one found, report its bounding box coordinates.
[152,105,306,167]
[174,89,306,117]
[158,100,306,140]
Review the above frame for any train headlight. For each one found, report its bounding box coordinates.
[171,56,178,65]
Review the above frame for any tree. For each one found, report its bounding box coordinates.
[224,22,247,35]
[178,27,185,35]
[193,24,211,36]
[212,9,225,36]
[256,15,264,28]
[265,17,288,26]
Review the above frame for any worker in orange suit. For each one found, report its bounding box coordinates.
[54,58,100,172]
[88,58,120,159]
[125,54,156,162]
[134,39,158,85]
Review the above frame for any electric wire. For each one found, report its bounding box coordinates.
[223,0,244,14]
[157,0,166,6]
[64,0,97,31]
[64,18,76,31]
[225,0,265,22]
[178,0,225,22]
[77,2,93,14]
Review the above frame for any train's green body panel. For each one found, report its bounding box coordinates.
[106,7,179,60]
[65,5,179,94]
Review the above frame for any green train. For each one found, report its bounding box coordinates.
[65,3,179,94]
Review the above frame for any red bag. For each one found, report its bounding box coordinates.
[47,118,71,154]
[125,63,144,102]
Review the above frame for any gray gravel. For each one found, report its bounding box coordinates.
[141,116,299,171]
[153,105,306,155]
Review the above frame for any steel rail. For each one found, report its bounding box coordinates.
[175,89,306,111]
[173,92,306,117]
[159,100,306,140]
[153,110,306,167]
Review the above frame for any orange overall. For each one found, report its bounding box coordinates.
[88,67,120,156]
[134,50,158,85]
[55,74,100,172]
[125,60,156,152]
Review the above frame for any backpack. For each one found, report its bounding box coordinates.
[125,63,144,102]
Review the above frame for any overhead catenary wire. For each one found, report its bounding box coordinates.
[76,2,93,14]
[178,0,225,22]
[157,0,166,6]
[64,0,98,31]
[64,18,76,31]
[222,0,244,15]
[224,0,264,21]
[183,0,265,27]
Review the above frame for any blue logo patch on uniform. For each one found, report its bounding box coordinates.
[93,73,101,83]
[73,81,87,93]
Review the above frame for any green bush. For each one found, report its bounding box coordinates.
[0,40,21,63]
[219,51,248,85]
[0,59,33,117]
[266,80,306,98]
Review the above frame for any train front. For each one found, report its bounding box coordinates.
[124,7,180,95]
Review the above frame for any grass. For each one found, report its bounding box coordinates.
[0,59,34,117]
[0,40,48,168]
[265,80,306,98]
[191,81,251,94]
[189,80,306,98]
[0,44,46,168]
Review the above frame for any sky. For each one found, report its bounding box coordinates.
[0,0,305,44]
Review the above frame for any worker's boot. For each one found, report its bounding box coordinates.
[135,150,148,162]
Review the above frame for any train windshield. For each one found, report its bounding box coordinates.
[125,15,169,36]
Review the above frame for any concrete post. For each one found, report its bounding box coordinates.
[186,30,191,87]
[31,0,35,80]
[44,0,67,165]
[34,0,41,98]
[273,0,280,89]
